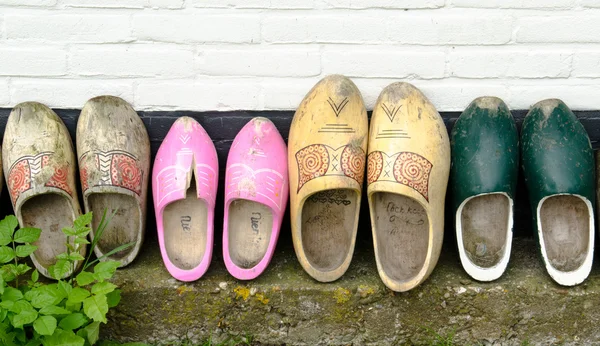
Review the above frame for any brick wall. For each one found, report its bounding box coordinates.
[0,0,599,111]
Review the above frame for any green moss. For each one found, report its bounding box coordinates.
[333,287,351,304]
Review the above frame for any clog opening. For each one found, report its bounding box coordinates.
[301,189,358,272]
[227,200,273,269]
[539,195,590,272]
[89,193,140,261]
[371,192,429,283]
[460,194,510,269]
[163,178,208,270]
[22,193,73,268]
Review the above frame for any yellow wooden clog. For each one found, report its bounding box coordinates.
[367,82,450,292]
[288,75,368,282]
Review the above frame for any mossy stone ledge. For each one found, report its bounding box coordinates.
[103,238,600,345]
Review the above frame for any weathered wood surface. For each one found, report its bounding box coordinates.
[0,107,599,241]
[2,102,84,279]
[367,82,450,292]
[288,75,368,282]
[77,96,150,267]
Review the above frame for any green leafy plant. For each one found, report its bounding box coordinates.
[0,211,134,346]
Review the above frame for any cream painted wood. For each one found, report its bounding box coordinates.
[288,75,368,282]
[367,82,450,292]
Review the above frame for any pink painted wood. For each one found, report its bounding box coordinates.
[223,117,288,280]
[153,117,218,282]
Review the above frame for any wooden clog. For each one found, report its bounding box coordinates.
[521,99,595,286]
[367,82,450,292]
[451,97,518,282]
[77,96,150,267]
[288,75,368,282]
[223,117,288,280]
[153,116,218,281]
[2,102,84,279]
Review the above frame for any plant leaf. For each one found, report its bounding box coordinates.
[58,313,88,331]
[0,226,13,247]
[83,294,108,323]
[87,243,134,270]
[25,339,42,346]
[31,292,59,309]
[91,282,116,296]
[74,238,90,245]
[2,287,23,301]
[13,228,41,244]
[15,245,37,258]
[39,306,70,316]
[65,301,81,313]
[12,309,38,328]
[42,329,85,346]
[74,213,93,229]
[0,246,15,264]
[106,289,121,308]
[93,261,120,282]
[67,288,90,305]
[67,253,85,262]
[75,272,95,287]
[11,300,34,314]
[33,315,56,335]
[49,259,71,280]
[15,264,30,276]
[85,321,101,345]
[0,216,18,246]
[57,280,72,297]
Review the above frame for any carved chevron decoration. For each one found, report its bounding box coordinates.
[381,103,401,122]
[79,149,143,195]
[7,151,72,204]
[327,97,349,117]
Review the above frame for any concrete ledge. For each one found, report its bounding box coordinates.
[102,237,600,345]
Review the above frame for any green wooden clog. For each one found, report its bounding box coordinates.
[521,99,595,286]
[450,97,518,282]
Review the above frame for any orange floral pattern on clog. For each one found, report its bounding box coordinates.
[79,150,143,196]
[393,152,432,201]
[7,152,72,204]
[295,144,365,192]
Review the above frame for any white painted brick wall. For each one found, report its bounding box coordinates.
[0,0,599,111]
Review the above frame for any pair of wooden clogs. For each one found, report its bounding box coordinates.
[2,97,150,279]
[289,75,450,292]
[154,117,288,282]
[452,97,595,286]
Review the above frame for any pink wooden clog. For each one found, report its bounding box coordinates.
[223,117,288,280]
[153,117,218,282]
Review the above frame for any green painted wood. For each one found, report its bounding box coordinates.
[450,97,519,212]
[521,99,595,216]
